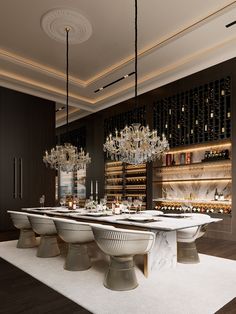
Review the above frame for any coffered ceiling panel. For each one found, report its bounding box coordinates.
[0,0,235,126]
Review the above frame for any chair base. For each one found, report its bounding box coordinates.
[104,256,138,291]
[17,229,37,248]
[64,243,91,271]
[37,235,60,258]
[177,241,200,264]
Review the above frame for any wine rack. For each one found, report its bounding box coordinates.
[152,140,232,215]
[105,161,124,199]
[155,200,231,215]
[153,76,231,147]
[125,164,146,199]
[104,106,146,140]
[105,161,147,207]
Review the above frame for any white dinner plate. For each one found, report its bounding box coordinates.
[139,210,163,215]
[82,212,113,217]
[127,216,158,222]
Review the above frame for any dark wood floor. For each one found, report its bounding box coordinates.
[0,231,91,314]
[1,231,236,313]
[0,258,91,314]
[215,297,236,314]
[196,237,236,260]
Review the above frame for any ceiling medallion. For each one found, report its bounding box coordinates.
[41,9,92,44]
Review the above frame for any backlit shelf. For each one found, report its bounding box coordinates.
[126,185,146,189]
[106,186,123,190]
[125,164,146,170]
[154,159,231,171]
[125,193,146,197]
[153,178,232,184]
[153,198,232,205]
[106,178,123,182]
[106,167,123,172]
[162,139,231,154]
[125,169,146,174]
[106,171,123,176]
[126,176,146,181]
[105,161,123,167]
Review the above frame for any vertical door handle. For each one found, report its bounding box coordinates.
[19,158,23,199]
[13,157,17,199]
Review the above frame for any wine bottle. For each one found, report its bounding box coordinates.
[214,188,219,201]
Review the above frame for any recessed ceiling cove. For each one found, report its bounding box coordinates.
[40,8,92,44]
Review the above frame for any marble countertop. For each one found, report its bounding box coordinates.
[21,207,222,231]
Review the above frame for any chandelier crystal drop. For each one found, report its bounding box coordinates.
[43,28,91,173]
[103,0,169,165]
[104,123,169,165]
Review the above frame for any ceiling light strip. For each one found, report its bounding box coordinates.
[225,20,236,28]
[94,72,135,93]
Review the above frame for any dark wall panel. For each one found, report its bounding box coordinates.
[0,87,55,231]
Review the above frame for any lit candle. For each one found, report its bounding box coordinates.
[96,180,98,194]
[91,180,93,195]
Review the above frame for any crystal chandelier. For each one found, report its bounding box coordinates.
[43,28,91,173]
[104,124,169,164]
[103,0,169,165]
[43,144,91,172]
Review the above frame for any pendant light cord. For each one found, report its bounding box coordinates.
[134,0,138,123]
[66,27,69,138]
[135,0,138,106]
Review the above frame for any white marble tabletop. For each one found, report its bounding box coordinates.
[21,207,222,231]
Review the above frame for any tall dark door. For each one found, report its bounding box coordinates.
[0,87,55,231]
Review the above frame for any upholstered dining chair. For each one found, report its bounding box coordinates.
[53,217,94,271]
[27,213,60,258]
[8,210,37,248]
[177,213,211,263]
[92,224,155,291]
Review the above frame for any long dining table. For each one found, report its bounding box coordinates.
[21,207,222,277]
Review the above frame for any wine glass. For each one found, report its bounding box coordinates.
[85,199,91,210]
[188,203,193,214]
[100,198,107,212]
[59,197,65,207]
[133,199,140,214]
[127,197,133,214]
[182,202,192,216]
[39,195,45,207]
[181,204,188,214]
[138,196,143,212]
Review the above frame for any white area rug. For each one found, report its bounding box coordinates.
[0,240,236,314]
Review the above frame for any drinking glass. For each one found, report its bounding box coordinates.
[181,204,187,214]
[138,196,143,212]
[85,199,91,210]
[122,200,128,214]
[133,199,139,214]
[127,197,133,214]
[39,195,45,207]
[100,198,107,212]
[59,197,65,207]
